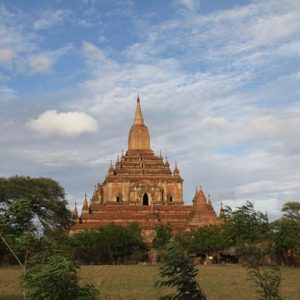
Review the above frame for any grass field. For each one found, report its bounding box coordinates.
[0,264,299,300]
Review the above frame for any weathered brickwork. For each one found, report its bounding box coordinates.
[70,97,222,234]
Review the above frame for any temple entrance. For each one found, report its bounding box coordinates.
[143,193,149,205]
[116,193,123,203]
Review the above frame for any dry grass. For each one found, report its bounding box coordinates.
[0,264,300,300]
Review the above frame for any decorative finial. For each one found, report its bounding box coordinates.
[122,149,124,156]
[137,94,140,103]
[134,95,144,125]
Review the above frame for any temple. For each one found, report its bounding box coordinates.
[70,96,223,235]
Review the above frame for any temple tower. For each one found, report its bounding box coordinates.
[90,96,184,206]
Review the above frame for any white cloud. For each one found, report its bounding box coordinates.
[27,110,99,137]
[29,53,52,73]
[33,9,71,30]
[1,0,299,219]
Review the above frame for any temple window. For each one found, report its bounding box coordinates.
[116,193,123,203]
[143,193,149,205]
[167,193,173,203]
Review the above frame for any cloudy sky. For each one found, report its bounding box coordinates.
[0,0,299,219]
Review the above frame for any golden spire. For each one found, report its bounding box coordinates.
[128,96,151,150]
[134,95,144,125]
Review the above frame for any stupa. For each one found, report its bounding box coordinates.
[70,96,222,235]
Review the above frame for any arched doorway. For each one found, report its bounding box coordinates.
[116,193,122,203]
[143,193,149,205]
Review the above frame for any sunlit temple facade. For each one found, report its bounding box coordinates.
[71,97,223,234]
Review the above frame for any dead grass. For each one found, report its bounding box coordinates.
[0,264,299,300]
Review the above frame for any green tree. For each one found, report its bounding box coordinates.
[189,225,229,256]
[153,224,172,249]
[271,218,300,266]
[71,224,148,264]
[281,202,300,223]
[225,201,270,259]
[0,176,72,235]
[24,253,99,300]
[0,176,86,299]
[157,242,207,300]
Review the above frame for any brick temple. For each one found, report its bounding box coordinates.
[70,96,223,235]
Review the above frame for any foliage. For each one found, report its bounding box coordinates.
[248,266,283,300]
[281,202,300,223]
[3,232,42,265]
[152,224,172,250]
[23,253,99,300]
[71,223,148,264]
[157,241,207,300]
[0,176,72,235]
[178,225,230,256]
[225,201,270,258]
[270,218,300,266]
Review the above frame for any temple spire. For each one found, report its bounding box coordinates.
[134,95,144,125]
[72,202,78,219]
[82,193,89,212]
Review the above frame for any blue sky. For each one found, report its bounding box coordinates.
[0,0,300,219]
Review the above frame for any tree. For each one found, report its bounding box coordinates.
[281,202,300,223]
[23,253,99,300]
[157,241,207,300]
[153,224,172,249]
[71,224,148,264]
[225,201,270,259]
[188,225,229,256]
[0,176,72,235]
[271,218,300,266]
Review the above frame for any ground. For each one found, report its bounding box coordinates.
[0,265,299,299]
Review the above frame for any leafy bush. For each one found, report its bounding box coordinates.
[71,223,148,264]
[157,242,207,300]
[23,253,99,300]
[248,266,283,300]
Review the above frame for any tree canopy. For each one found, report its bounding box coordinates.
[0,176,72,235]
[281,202,300,223]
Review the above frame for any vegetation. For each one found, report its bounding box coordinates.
[0,175,299,299]
[247,266,283,300]
[0,176,72,235]
[0,176,99,299]
[24,253,99,300]
[157,241,206,300]
[281,202,300,223]
[71,223,148,264]
[152,224,172,250]
[2,265,300,300]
